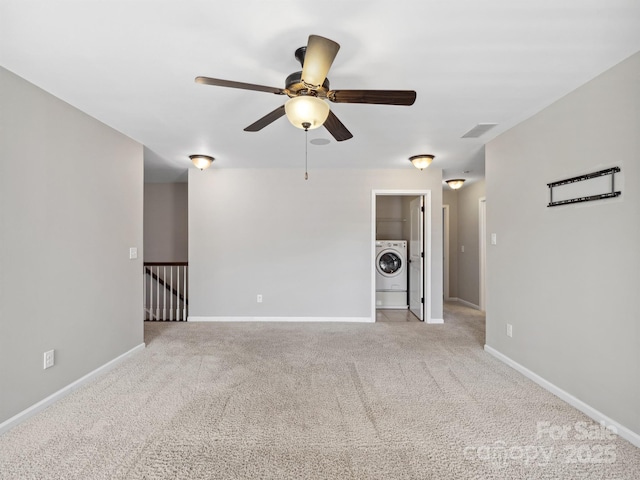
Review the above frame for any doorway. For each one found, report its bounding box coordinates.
[372,190,432,323]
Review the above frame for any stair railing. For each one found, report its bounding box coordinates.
[143,262,188,321]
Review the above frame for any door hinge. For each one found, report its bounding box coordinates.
[421,297,424,304]
[420,252,424,258]
[421,206,424,212]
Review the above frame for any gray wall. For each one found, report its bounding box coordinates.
[442,180,486,305]
[375,196,404,240]
[443,190,458,299]
[189,168,443,320]
[486,52,639,435]
[144,183,188,262]
[0,67,144,424]
[456,179,485,307]
[374,195,418,242]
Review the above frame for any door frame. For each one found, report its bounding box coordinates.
[442,204,450,300]
[371,190,433,323]
[479,197,487,311]
[408,196,424,321]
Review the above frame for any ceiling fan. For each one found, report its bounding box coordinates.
[195,35,417,142]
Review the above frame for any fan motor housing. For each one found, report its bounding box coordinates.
[285,71,330,98]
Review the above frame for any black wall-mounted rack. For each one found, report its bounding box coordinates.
[547,167,621,207]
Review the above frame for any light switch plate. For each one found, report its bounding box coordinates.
[129,247,138,259]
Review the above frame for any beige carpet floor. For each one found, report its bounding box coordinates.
[1,303,638,479]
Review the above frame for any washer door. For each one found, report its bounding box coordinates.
[377,250,403,277]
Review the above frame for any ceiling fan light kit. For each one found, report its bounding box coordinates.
[284,96,330,130]
[195,34,416,142]
[446,178,466,189]
[409,154,434,170]
[189,154,214,170]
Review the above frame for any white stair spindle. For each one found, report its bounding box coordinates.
[149,267,154,320]
[176,267,181,321]
[162,266,167,320]
[183,265,187,320]
[169,266,173,321]
[155,266,160,319]
[143,267,147,320]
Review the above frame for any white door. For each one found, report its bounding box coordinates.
[409,197,424,320]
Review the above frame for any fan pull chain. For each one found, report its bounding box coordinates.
[303,122,310,180]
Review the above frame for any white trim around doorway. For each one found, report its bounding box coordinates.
[479,197,487,312]
[443,204,450,300]
[371,190,436,323]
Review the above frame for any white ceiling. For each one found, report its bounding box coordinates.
[2,1,640,183]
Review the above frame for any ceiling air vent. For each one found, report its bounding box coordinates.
[462,123,497,138]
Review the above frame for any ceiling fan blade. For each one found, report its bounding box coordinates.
[244,105,286,132]
[195,76,286,95]
[323,110,353,142]
[301,35,340,88]
[328,89,417,106]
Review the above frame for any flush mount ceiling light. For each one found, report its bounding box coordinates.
[409,154,435,170]
[189,154,214,170]
[446,179,466,189]
[284,95,330,130]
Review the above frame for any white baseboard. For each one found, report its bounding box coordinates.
[189,316,373,323]
[447,297,481,310]
[0,343,145,436]
[427,318,444,324]
[484,344,640,449]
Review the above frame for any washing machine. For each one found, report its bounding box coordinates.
[375,240,408,309]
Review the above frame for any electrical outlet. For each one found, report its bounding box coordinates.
[43,350,55,369]
[129,247,138,259]
[491,233,497,245]
[257,294,263,303]
[506,324,513,338]
[461,245,465,253]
